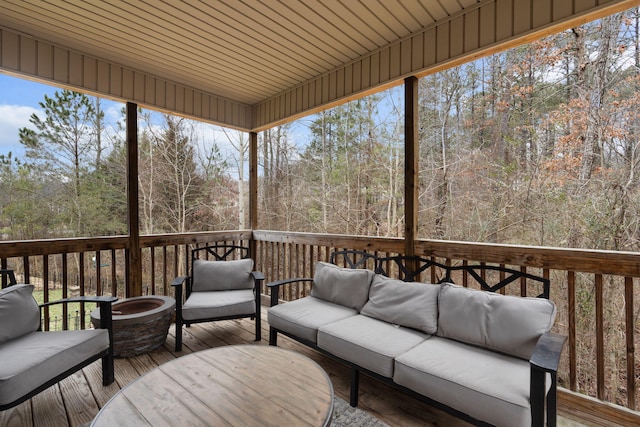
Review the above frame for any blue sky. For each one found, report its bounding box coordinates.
[0,73,69,157]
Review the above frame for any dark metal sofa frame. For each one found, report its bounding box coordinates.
[267,251,565,427]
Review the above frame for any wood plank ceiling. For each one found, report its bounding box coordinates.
[0,0,637,131]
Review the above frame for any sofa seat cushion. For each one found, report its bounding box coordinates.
[318,315,429,378]
[182,290,255,321]
[268,296,357,343]
[394,336,546,427]
[0,329,108,407]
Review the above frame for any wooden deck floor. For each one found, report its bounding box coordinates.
[0,306,589,427]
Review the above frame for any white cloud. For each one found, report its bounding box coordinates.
[0,104,40,156]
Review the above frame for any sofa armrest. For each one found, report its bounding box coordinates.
[530,332,566,427]
[530,332,566,373]
[267,278,314,306]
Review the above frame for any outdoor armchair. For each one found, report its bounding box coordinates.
[172,244,264,351]
[0,269,117,411]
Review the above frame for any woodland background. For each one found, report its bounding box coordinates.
[1,10,640,253]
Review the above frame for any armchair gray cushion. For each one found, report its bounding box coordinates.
[437,283,557,359]
[361,274,440,334]
[310,262,374,310]
[192,258,254,291]
[182,289,256,321]
[0,284,40,344]
[0,329,108,407]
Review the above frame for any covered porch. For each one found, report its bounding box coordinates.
[2,0,640,426]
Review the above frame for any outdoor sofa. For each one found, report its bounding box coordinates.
[267,252,565,427]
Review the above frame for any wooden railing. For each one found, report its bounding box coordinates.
[1,229,639,424]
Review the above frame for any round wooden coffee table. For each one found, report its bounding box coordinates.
[91,345,333,426]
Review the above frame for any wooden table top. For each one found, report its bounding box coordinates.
[90,345,334,427]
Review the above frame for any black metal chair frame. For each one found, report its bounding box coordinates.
[0,269,116,411]
[267,251,565,427]
[172,244,264,352]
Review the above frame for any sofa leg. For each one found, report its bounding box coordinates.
[269,327,277,346]
[350,366,360,407]
[547,372,558,427]
[530,366,545,427]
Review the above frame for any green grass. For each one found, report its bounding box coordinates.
[32,289,94,331]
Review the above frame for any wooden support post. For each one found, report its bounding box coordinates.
[404,76,419,259]
[126,102,142,297]
[249,131,258,261]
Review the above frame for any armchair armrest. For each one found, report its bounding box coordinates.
[171,276,189,288]
[172,276,190,302]
[40,296,118,331]
[39,295,118,308]
[251,271,266,281]
[267,278,314,306]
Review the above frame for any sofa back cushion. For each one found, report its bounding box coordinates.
[192,258,254,291]
[437,283,556,360]
[0,284,40,344]
[361,274,440,334]
[310,262,374,310]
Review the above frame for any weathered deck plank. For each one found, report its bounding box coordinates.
[0,401,32,427]
[31,385,67,427]
[2,306,589,427]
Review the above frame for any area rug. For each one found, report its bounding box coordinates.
[331,396,391,427]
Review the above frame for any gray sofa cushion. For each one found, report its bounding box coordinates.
[0,329,108,407]
[317,315,428,378]
[182,289,256,320]
[268,296,358,343]
[361,274,440,334]
[192,258,254,291]
[0,284,40,344]
[437,283,556,359]
[310,262,374,311]
[394,336,546,427]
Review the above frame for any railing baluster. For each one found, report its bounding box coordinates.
[595,273,604,400]
[96,250,102,296]
[43,254,49,331]
[625,276,635,410]
[150,246,156,295]
[111,249,117,296]
[62,254,68,330]
[79,253,85,329]
[163,246,168,297]
[23,255,29,285]
[568,270,577,392]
